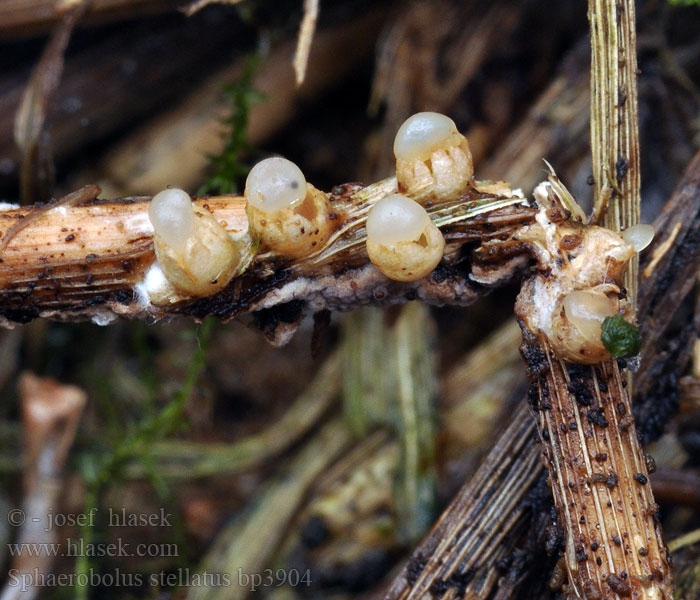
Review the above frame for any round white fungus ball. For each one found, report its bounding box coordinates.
[245,157,307,213]
[148,188,196,251]
[563,290,618,343]
[366,194,445,282]
[366,194,433,246]
[393,112,460,162]
[622,224,654,253]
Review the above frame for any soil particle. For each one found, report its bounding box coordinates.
[587,407,609,428]
[615,156,629,182]
[618,414,634,431]
[568,379,593,407]
[633,473,648,485]
[521,340,548,379]
[606,573,631,596]
[644,454,657,473]
[405,552,427,586]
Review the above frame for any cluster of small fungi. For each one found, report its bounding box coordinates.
[146,111,654,365]
[147,112,466,296]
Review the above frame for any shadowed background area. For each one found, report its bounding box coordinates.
[0,1,700,599]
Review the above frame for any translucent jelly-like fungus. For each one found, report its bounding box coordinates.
[245,157,307,212]
[563,290,619,343]
[394,112,473,202]
[148,188,241,298]
[149,188,197,246]
[365,193,445,282]
[244,157,333,258]
[549,289,620,363]
[622,223,654,253]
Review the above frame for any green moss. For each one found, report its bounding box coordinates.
[198,56,266,196]
[601,314,642,358]
[73,319,214,600]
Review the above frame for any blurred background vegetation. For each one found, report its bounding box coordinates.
[1,0,700,598]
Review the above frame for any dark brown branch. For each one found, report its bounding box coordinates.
[383,405,544,600]
[0,10,386,197]
[650,469,700,509]
[0,0,181,38]
[15,1,87,205]
[637,149,700,396]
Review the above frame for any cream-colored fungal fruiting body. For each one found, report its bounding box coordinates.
[394,112,473,202]
[244,157,333,258]
[550,288,621,363]
[622,223,655,252]
[148,188,243,298]
[514,180,640,364]
[365,193,445,282]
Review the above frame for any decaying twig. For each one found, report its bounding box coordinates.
[512,176,671,597]
[589,0,641,302]
[293,0,320,86]
[508,2,668,598]
[521,335,671,599]
[0,179,533,343]
[384,405,543,600]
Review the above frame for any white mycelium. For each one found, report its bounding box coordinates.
[393,112,473,201]
[365,194,445,282]
[622,223,654,253]
[244,157,333,258]
[148,188,240,298]
[245,157,307,213]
